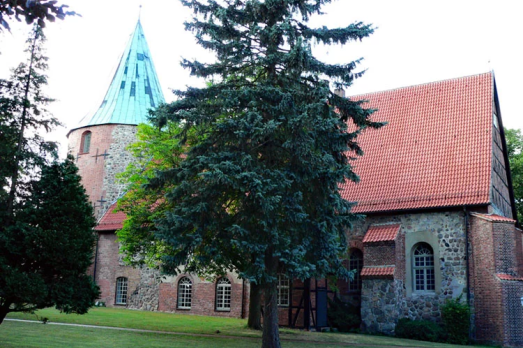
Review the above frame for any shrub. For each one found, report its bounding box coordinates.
[395,318,446,342]
[327,297,361,332]
[441,296,470,344]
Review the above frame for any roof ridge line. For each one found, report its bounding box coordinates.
[349,71,492,99]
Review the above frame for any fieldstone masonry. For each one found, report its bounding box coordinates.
[350,211,470,334]
[128,266,161,311]
[102,125,138,216]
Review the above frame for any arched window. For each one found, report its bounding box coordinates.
[348,249,363,292]
[413,243,435,292]
[177,277,192,309]
[215,277,231,311]
[80,131,92,154]
[115,277,128,305]
[277,274,290,307]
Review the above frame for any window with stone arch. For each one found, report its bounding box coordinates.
[115,277,128,305]
[80,131,92,154]
[215,277,232,311]
[348,248,363,292]
[412,243,435,292]
[177,277,192,309]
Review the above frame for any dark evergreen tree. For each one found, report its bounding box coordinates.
[0,25,59,223]
[0,26,99,324]
[145,1,380,346]
[0,156,99,324]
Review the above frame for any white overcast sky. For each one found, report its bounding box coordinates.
[0,0,522,156]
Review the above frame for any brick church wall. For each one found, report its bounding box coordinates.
[94,231,249,317]
[94,232,141,307]
[68,124,137,219]
[157,274,247,318]
[470,215,523,346]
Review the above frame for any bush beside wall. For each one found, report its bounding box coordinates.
[441,297,470,345]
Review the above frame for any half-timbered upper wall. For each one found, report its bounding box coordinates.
[490,96,513,218]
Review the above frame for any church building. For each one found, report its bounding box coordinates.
[67,21,523,347]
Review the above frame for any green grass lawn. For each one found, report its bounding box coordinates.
[3,307,490,348]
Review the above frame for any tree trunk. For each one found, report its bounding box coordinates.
[247,282,262,330]
[0,304,10,325]
[262,280,281,348]
[261,253,281,348]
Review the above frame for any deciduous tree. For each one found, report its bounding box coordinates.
[505,128,523,222]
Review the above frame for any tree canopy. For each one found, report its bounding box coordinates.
[0,156,99,323]
[119,1,379,346]
[0,0,76,31]
[505,128,523,223]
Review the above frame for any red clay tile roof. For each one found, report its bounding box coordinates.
[363,224,400,243]
[95,202,126,231]
[361,266,395,278]
[497,273,523,281]
[340,73,493,213]
[471,213,516,223]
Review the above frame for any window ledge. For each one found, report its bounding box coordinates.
[410,291,437,298]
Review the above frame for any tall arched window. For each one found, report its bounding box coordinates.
[413,243,435,292]
[348,249,363,292]
[80,131,92,154]
[215,277,232,311]
[115,277,128,305]
[177,277,192,309]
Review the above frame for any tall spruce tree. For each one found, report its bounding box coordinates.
[146,1,380,346]
[0,26,99,324]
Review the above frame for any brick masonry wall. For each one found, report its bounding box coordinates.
[94,232,249,318]
[95,232,141,307]
[470,216,503,344]
[68,125,118,218]
[502,281,523,347]
[158,274,247,318]
[468,215,523,346]
[349,211,469,334]
[492,219,523,347]
[68,124,137,219]
[363,242,395,266]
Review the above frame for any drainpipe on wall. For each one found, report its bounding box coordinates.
[93,233,100,282]
[241,279,245,319]
[464,207,471,305]
[464,207,473,342]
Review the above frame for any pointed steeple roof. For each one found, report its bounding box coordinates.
[70,20,165,132]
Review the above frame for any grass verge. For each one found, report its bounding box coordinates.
[5,307,489,348]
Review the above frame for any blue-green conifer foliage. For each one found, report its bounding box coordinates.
[141,1,381,345]
[149,0,381,291]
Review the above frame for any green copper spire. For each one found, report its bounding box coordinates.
[72,20,164,130]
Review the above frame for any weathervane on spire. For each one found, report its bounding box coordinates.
[138,4,142,20]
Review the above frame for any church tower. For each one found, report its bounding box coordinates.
[67,20,164,218]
